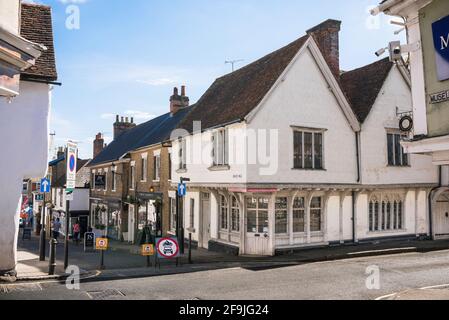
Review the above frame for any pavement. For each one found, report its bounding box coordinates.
[10,231,449,285]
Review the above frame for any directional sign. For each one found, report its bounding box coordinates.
[178,183,186,197]
[156,237,180,259]
[66,141,78,194]
[96,238,108,251]
[141,244,155,256]
[40,178,51,193]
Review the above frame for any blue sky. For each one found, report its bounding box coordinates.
[26,0,404,159]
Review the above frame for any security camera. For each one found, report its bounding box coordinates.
[389,41,402,61]
[375,47,387,57]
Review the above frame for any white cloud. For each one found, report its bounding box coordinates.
[100,113,116,120]
[124,110,156,121]
[136,78,178,87]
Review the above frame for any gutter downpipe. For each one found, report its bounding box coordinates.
[352,132,361,244]
[428,166,443,240]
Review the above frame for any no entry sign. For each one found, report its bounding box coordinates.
[156,237,180,259]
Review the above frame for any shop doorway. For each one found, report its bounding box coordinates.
[200,193,211,249]
[434,192,449,239]
[128,205,135,243]
[244,196,272,256]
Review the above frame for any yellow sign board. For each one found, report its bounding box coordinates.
[141,244,155,256]
[96,238,108,250]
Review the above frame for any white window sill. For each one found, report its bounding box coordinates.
[208,165,230,172]
[368,229,406,234]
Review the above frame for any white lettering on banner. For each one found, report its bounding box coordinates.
[441,34,449,50]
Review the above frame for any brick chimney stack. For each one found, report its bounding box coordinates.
[306,19,342,78]
[93,133,105,158]
[113,115,137,140]
[57,146,65,159]
[170,86,189,115]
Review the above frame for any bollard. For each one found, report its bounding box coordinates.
[188,232,192,264]
[39,228,46,261]
[48,238,57,275]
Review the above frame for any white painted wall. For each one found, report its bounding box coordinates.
[171,122,248,184]
[53,187,89,212]
[360,66,438,185]
[0,0,20,35]
[247,47,357,184]
[0,80,50,274]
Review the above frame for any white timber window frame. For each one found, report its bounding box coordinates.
[141,153,148,182]
[130,162,136,191]
[212,128,229,167]
[369,194,405,233]
[387,131,409,167]
[292,127,326,170]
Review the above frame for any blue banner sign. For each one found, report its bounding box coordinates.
[432,14,449,81]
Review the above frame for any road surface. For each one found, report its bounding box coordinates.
[2,250,449,300]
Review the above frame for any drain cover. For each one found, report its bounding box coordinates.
[0,283,42,294]
[87,289,125,300]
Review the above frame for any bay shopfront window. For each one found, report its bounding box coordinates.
[369,194,404,232]
[218,194,240,243]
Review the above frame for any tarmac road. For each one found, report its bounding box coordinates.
[3,249,449,300]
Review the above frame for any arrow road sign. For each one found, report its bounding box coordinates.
[40,178,51,193]
[178,183,186,197]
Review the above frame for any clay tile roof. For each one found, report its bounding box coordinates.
[340,57,394,123]
[20,3,58,82]
[178,35,309,132]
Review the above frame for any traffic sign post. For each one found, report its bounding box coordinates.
[156,237,180,259]
[96,238,108,270]
[141,244,155,267]
[176,177,190,255]
[40,178,51,193]
[64,141,77,271]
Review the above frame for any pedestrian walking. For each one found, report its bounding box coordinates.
[73,220,80,245]
[52,218,61,241]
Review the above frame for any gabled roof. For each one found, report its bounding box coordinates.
[20,3,58,82]
[178,35,309,132]
[340,58,394,123]
[89,107,192,167]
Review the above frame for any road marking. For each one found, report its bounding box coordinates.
[348,247,417,255]
[376,283,449,300]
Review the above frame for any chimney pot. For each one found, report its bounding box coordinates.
[173,87,178,96]
[116,115,119,122]
[131,117,134,123]
[121,116,124,122]
[125,117,129,123]
[181,85,186,96]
